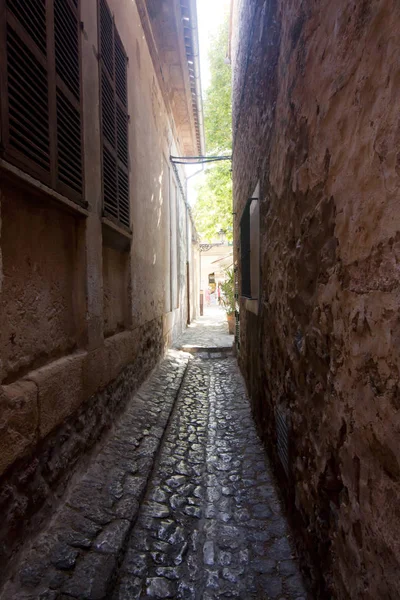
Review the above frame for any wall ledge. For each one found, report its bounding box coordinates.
[102,217,132,252]
[0,159,89,218]
[243,298,259,315]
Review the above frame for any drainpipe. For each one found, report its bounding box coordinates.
[188,0,205,316]
[188,0,206,156]
[185,165,204,319]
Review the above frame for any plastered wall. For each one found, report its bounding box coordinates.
[0,186,84,383]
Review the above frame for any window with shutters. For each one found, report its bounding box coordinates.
[0,0,84,205]
[98,0,130,230]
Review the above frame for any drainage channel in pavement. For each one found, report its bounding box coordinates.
[0,343,308,599]
[0,351,189,600]
[113,355,307,600]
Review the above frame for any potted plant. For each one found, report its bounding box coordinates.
[220,268,235,335]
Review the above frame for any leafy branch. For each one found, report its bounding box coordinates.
[193,11,232,242]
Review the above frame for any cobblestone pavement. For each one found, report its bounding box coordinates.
[1,350,307,599]
[0,352,189,600]
[114,357,307,600]
[174,307,234,350]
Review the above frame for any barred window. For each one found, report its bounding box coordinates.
[0,0,84,204]
[240,185,260,299]
[240,202,251,298]
[98,0,130,229]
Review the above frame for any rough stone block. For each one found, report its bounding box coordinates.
[93,519,130,554]
[115,576,143,599]
[0,380,38,476]
[105,331,138,382]
[62,552,116,599]
[146,576,176,598]
[0,318,165,588]
[83,345,110,399]
[203,541,215,566]
[27,352,85,439]
[51,544,79,570]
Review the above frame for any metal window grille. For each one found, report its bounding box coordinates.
[275,406,290,477]
[240,201,251,297]
[98,0,130,229]
[234,265,240,350]
[0,0,84,204]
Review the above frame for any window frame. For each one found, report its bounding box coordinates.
[240,199,252,298]
[240,183,260,307]
[0,0,85,206]
[97,0,130,231]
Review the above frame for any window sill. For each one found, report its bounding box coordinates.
[242,297,259,315]
[0,159,89,218]
[102,217,132,252]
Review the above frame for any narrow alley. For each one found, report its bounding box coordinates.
[3,0,400,597]
[1,309,307,600]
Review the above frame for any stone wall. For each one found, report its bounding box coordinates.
[232,0,400,598]
[103,246,131,338]
[0,317,162,585]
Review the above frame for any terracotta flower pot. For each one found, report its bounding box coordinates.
[227,313,235,335]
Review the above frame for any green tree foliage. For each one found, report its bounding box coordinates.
[193,13,232,242]
[220,268,235,315]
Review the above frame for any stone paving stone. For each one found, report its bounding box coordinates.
[173,307,234,350]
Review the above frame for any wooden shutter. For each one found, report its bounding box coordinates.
[1,0,50,182]
[54,0,83,200]
[98,0,130,229]
[0,0,84,204]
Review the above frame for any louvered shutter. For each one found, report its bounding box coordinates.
[54,0,83,200]
[0,0,84,204]
[99,0,130,229]
[1,0,50,182]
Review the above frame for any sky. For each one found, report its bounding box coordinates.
[187,0,230,204]
[197,0,231,92]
